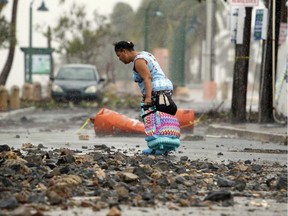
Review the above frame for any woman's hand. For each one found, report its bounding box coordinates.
[144,97,152,106]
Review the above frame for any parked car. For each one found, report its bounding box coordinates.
[50,64,105,103]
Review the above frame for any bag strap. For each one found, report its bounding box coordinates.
[141,110,156,119]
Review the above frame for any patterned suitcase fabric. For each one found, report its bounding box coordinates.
[141,106,181,152]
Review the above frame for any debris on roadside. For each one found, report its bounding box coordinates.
[79,134,89,140]
[0,143,286,215]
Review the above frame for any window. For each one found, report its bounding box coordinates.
[57,67,96,80]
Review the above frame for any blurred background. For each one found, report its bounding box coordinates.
[0,0,287,123]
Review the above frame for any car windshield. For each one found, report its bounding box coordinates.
[56,67,96,80]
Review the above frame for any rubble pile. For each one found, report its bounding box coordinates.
[0,143,286,215]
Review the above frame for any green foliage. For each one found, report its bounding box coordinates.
[110,2,135,40]
[21,99,100,110]
[50,2,121,83]
[0,15,10,48]
[20,98,65,110]
[131,0,206,51]
[52,3,110,64]
[19,90,139,111]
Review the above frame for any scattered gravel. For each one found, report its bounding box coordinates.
[0,143,287,215]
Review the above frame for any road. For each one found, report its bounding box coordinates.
[0,106,287,216]
[1,107,286,165]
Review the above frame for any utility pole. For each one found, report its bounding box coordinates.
[231,7,252,123]
[205,0,215,81]
[203,0,216,100]
[258,0,282,123]
[170,15,186,87]
[47,26,54,79]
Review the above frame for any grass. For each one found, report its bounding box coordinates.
[17,92,141,111]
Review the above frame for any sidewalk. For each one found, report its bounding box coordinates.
[175,85,287,145]
[0,107,36,121]
[206,123,287,144]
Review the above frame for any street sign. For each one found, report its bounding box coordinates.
[31,54,51,74]
[229,8,238,43]
[20,47,54,82]
[254,9,268,40]
[229,0,259,7]
[229,7,245,44]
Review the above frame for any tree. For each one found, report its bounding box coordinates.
[109,2,137,82]
[0,6,10,49]
[0,0,18,86]
[110,2,134,41]
[48,0,228,87]
[49,2,118,81]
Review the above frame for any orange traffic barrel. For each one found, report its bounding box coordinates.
[175,109,194,132]
[91,108,145,136]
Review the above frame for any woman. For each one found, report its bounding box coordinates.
[114,41,175,107]
[114,41,180,155]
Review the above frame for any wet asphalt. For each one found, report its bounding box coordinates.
[0,107,287,166]
[0,106,287,216]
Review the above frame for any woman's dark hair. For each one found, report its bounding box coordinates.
[114,41,135,52]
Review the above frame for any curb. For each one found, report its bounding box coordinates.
[0,107,36,120]
[206,124,287,145]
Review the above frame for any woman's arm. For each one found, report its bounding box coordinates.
[134,59,152,105]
